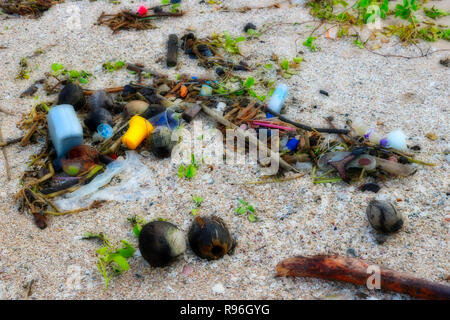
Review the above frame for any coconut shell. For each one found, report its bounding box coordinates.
[188,216,235,260]
[139,221,186,267]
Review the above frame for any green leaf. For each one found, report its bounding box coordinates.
[280,59,289,71]
[193,196,204,206]
[238,199,248,206]
[245,77,255,88]
[191,208,199,216]
[79,77,89,84]
[96,246,109,256]
[353,39,365,49]
[117,240,135,258]
[68,70,80,78]
[178,165,185,178]
[293,57,304,63]
[264,64,273,70]
[247,205,255,213]
[51,63,64,73]
[109,254,129,272]
[235,207,247,215]
[133,224,141,237]
[185,164,196,179]
[248,214,258,222]
[235,36,246,43]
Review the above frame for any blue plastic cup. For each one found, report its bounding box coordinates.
[149,110,180,130]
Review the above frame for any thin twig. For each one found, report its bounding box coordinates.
[0,124,11,180]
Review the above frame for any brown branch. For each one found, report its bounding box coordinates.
[276,255,450,300]
[264,107,350,134]
[0,124,11,180]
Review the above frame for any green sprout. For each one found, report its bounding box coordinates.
[235,199,258,222]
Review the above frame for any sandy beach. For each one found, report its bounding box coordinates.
[0,0,448,300]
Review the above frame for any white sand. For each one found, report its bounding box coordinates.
[0,0,448,300]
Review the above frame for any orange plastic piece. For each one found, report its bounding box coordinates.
[180,85,188,98]
[122,115,154,150]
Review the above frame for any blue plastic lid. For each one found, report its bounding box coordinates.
[97,123,114,139]
[286,138,300,152]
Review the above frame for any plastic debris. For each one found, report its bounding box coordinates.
[383,130,408,151]
[200,84,213,96]
[55,151,159,211]
[122,115,154,150]
[47,104,83,158]
[267,83,288,114]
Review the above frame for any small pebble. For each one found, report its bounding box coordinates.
[212,283,225,294]
[346,248,357,257]
[319,90,329,96]
[361,183,381,193]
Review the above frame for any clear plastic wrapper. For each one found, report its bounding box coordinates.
[55,151,159,211]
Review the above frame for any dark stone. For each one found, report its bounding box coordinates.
[361,182,381,193]
[215,67,225,76]
[182,104,202,123]
[243,23,257,32]
[58,83,86,110]
[319,90,329,96]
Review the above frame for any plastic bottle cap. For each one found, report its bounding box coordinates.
[97,123,114,139]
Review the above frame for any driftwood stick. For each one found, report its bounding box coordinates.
[201,104,298,172]
[83,87,124,96]
[276,255,450,300]
[265,107,350,134]
[126,63,164,78]
[0,125,11,180]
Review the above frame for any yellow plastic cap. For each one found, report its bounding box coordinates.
[122,115,154,150]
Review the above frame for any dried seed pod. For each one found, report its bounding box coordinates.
[366,200,403,234]
[138,221,186,267]
[125,100,149,116]
[84,107,113,132]
[87,90,114,111]
[58,83,86,110]
[188,216,235,260]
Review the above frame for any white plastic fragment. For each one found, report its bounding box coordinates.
[55,151,159,211]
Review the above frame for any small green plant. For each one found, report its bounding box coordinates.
[212,31,246,55]
[17,57,31,80]
[423,6,449,19]
[83,232,135,290]
[191,195,204,216]
[353,39,365,49]
[354,0,388,24]
[279,57,303,79]
[242,77,267,102]
[102,60,125,72]
[235,199,258,222]
[394,0,418,22]
[128,216,147,237]
[51,63,92,84]
[178,154,198,179]
[303,36,318,51]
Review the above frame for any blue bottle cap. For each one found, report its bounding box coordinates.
[286,138,300,152]
[97,123,114,139]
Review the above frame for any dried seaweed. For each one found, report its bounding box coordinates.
[97,10,184,33]
[0,0,64,17]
